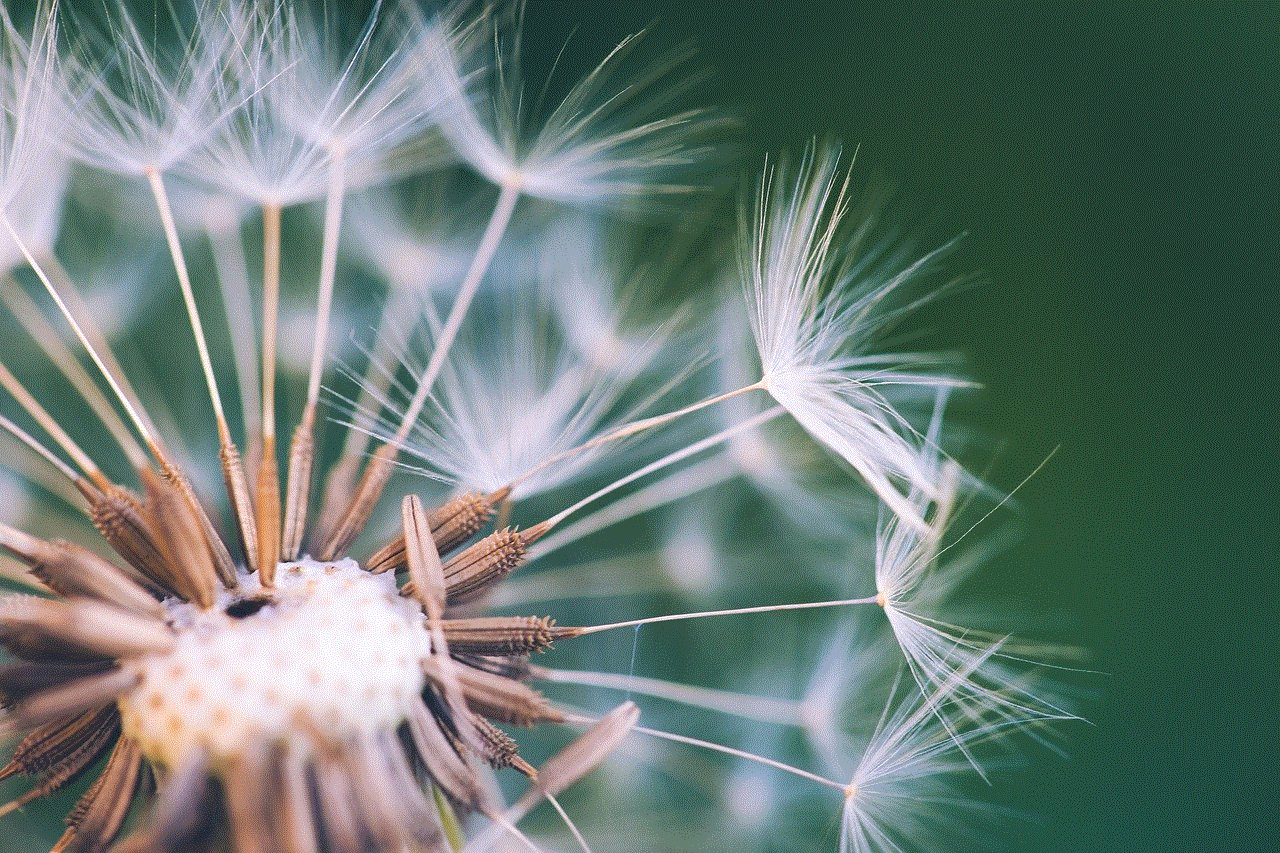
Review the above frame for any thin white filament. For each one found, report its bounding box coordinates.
[575,594,880,636]
[145,168,229,424]
[0,214,154,448]
[543,406,783,531]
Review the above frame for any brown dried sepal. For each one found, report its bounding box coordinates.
[425,657,564,728]
[54,736,145,853]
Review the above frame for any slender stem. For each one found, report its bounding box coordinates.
[283,153,348,560]
[1,275,149,470]
[0,360,104,488]
[40,255,166,447]
[320,182,520,559]
[206,217,260,443]
[260,204,282,448]
[148,169,258,574]
[304,151,347,413]
[508,380,765,493]
[391,180,520,445]
[632,724,845,792]
[574,594,880,636]
[0,427,90,518]
[257,204,283,581]
[311,287,412,548]
[545,793,593,853]
[146,169,228,424]
[526,454,736,562]
[1,215,154,450]
[542,406,783,532]
[338,290,411,459]
[483,558,670,609]
[0,413,80,485]
[5,213,236,586]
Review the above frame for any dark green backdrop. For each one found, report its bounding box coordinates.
[522,3,1279,852]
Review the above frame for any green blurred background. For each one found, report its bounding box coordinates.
[523,2,1279,852]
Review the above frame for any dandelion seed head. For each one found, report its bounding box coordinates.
[119,558,429,767]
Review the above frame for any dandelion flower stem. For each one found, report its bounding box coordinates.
[320,181,520,559]
[0,413,81,488]
[305,151,347,414]
[394,179,520,444]
[0,214,154,455]
[546,792,594,853]
[260,203,282,448]
[0,359,105,489]
[526,454,737,561]
[205,219,260,446]
[3,219,237,584]
[1,277,149,470]
[537,667,804,725]
[541,405,783,533]
[145,169,229,426]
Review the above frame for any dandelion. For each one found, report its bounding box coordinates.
[1,3,1074,853]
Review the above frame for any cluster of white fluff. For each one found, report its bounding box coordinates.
[0,2,1073,851]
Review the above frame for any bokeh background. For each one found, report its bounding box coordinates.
[2,2,1276,852]
[518,2,1275,852]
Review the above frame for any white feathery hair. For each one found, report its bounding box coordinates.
[743,144,968,533]
[874,398,1075,735]
[58,0,233,176]
[181,1,450,206]
[0,146,69,271]
[839,662,1012,853]
[418,3,720,206]
[1,4,60,210]
[252,0,442,165]
[543,214,676,379]
[716,304,844,528]
[380,289,640,499]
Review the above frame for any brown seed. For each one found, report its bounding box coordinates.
[470,714,536,778]
[439,524,547,606]
[89,485,179,597]
[365,491,497,574]
[0,596,172,661]
[0,660,115,709]
[442,616,581,656]
[1,668,137,734]
[2,705,119,780]
[0,525,162,618]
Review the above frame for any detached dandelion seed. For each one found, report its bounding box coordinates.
[0,3,1077,852]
